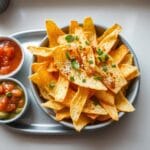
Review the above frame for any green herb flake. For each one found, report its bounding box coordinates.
[79,45,83,50]
[102,65,108,72]
[71,59,80,70]
[49,82,55,89]
[112,64,116,68]
[94,76,102,81]
[97,48,103,55]
[82,79,86,83]
[104,54,109,61]
[98,53,109,62]
[88,59,94,64]
[6,92,12,98]
[70,76,75,82]
[85,41,90,45]
[66,51,71,60]
[65,35,75,43]
[75,36,79,41]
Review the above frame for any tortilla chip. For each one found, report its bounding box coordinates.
[55,108,70,121]
[42,99,65,111]
[97,24,122,53]
[28,45,66,57]
[100,101,119,121]
[32,61,49,73]
[70,87,89,121]
[97,115,111,122]
[120,64,140,80]
[110,44,129,64]
[95,65,127,94]
[121,53,133,65]
[86,114,98,120]
[83,17,97,46]
[69,20,79,34]
[75,28,89,47]
[83,17,96,34]
[29,68,57,97]
[46,20,65,47]
[54,74,69,102]
[62,88,76,107]
[73,114,91,132]
[95,90,115,105]
[83,99,107,115]
[47,58,58,72]
[116,91,135,112]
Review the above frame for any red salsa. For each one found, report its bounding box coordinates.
[0,81,25,119]
[0,38,22,75]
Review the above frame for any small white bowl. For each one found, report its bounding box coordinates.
[0,36,24,79]
[0,78,28,124]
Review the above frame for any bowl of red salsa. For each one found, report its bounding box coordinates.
[0,78,28,123]
[0,37,24,78]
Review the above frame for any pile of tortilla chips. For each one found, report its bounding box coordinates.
[28,17,140,132]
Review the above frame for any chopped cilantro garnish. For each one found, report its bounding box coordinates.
[88,59,94,64]
[66,51,71,60]
[71,59,80,70]
[65,35,75,43]
[98,53,109,62]
[97,48,103,55]
[94,76,102,81]
[70,76,75,81]
[85,41,90,45]
[104,54,109,61]
[102,65,108,72]
[75,36,79,41]
[49,82,55,89]
[6,92,12,98]
[82,79,86,83]
[79,45,83,50]
[112,64,116,68]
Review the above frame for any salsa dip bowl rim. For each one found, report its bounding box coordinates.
[0,36,24,79]
[0,78,28,124]
[30,24,140,131]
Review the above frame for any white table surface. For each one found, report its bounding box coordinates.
[0,0,150,150]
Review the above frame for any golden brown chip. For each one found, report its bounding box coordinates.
[83,99,107,115]
[97,115,111,122]
[83,17,96,34]
[116,91,135,112]
[95,65,127,94]
[100,101,119,121]
[32,61,49,73]
[54,74,69,102]
[86,114,98,120]
[62,88,76,107]
[42,99,65,111]
[95,90,115,105]
[97,24,122,53]
[119,64,140,80]
[110,44,129,65]
[46,20,65,47]
[70,87,89,121]
[73,114,91,132]
[29,68,57,97]
[55,108,70,121]
[121,53,133,65]
[69,20,79,34]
